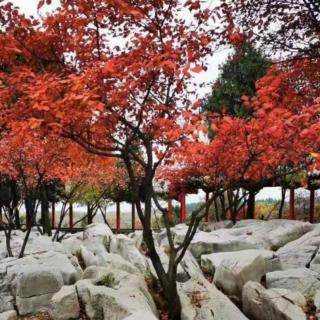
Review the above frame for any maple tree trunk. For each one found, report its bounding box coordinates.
[131,203,135,231]
[167,277,181,320]
[125,150,182,320]
[52,201,56,228]
[220,193,227,220]
[204,192,210,222]
[87,204,93,225]
[5,228,13,257]
[143,226,181,320]
[3,209,14,257]
[278,187,286,219]
[213,198,220,221]
[288,189,295,220]
[246,190,255,219]
[180,192,187,223]
[310,189,315,223]
[116,201,121,234]
[20,198,36,258]
[14,208,20,230]
[69,203,74,228]
[41,186,51,236]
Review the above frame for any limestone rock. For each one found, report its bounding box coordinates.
[314,290,320,319]
[83,223,114,250]
[16,293,55,315]
[276,225,320,269]
[0,311,17,320]
[10,266,63,298]
[200,220,233,232]
[179,275,248,320]
[201,250,267,296]
[0,294,14,313]
[76,269,158,320]
[176,220,313,260]
[266,268,320,297]
[242,281,306,320]
[110,234,147,272]
[50,285,80,320]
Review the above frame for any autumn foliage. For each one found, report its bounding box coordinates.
[0,0,320,319]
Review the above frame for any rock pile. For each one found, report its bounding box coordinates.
[0,219,318,319]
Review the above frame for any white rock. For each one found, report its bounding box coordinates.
[277,245,316,269]
[242,281,306,320]
[61,234,83,255]
[0,295,14,313]
[83,223,114,250]
[9,266,63,298]
[6,265,64,315]
[76,269,158,320]
[12,235,65,256]
[0,311,17,320]
[314,290,320,319]
[201,220,233,232]
[32,251,83,284]
[189,230,257,260]
[110,234,147,272]
[201,250,267,296]
[50,285,80,320]
[234,219,264,228]
[1,251,81,285]
[80,245,100,267]
[271,288,306,309]
[266,268,320,296]
[179,220,313,260]
[179,275,248,320]
[17,292,55,315]
[201,249,280,275]
[276,225,320,269]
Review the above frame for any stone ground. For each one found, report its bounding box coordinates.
[1,219,320,319]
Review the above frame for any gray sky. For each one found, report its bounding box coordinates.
[9,0,285,202]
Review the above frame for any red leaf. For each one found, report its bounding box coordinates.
[37,0,45,10]
[191,65,204,73]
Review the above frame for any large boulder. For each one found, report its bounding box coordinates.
[242,281,306,320]
[0,295,14,314]
[276,224,320,269]
[10,266,63,298]
[179,275,249,320]
[313,290,320,319]
[200,220,233,232]
[177,220,313,260]
[201,250,267,297]
[188,230,257,260]
[79,245,101,267]
[12,235,65,257]
[0,251,82,315]
[0,311,17,320]
[33,251,83,284]
[9,266,64,315]
[83,223,115,250]
[277,245,316,269]
[1,251,82,285]
[61,233,83,255]
[110,234,148,272]
[50,285,80,320]
[201,249,280,275]
[309,246,320,274]
[266,268,320,297]
[76,269,158,320]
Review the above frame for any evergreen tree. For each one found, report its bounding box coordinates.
[204,43,271,118]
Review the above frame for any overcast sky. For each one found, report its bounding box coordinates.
[8,0,289,203]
